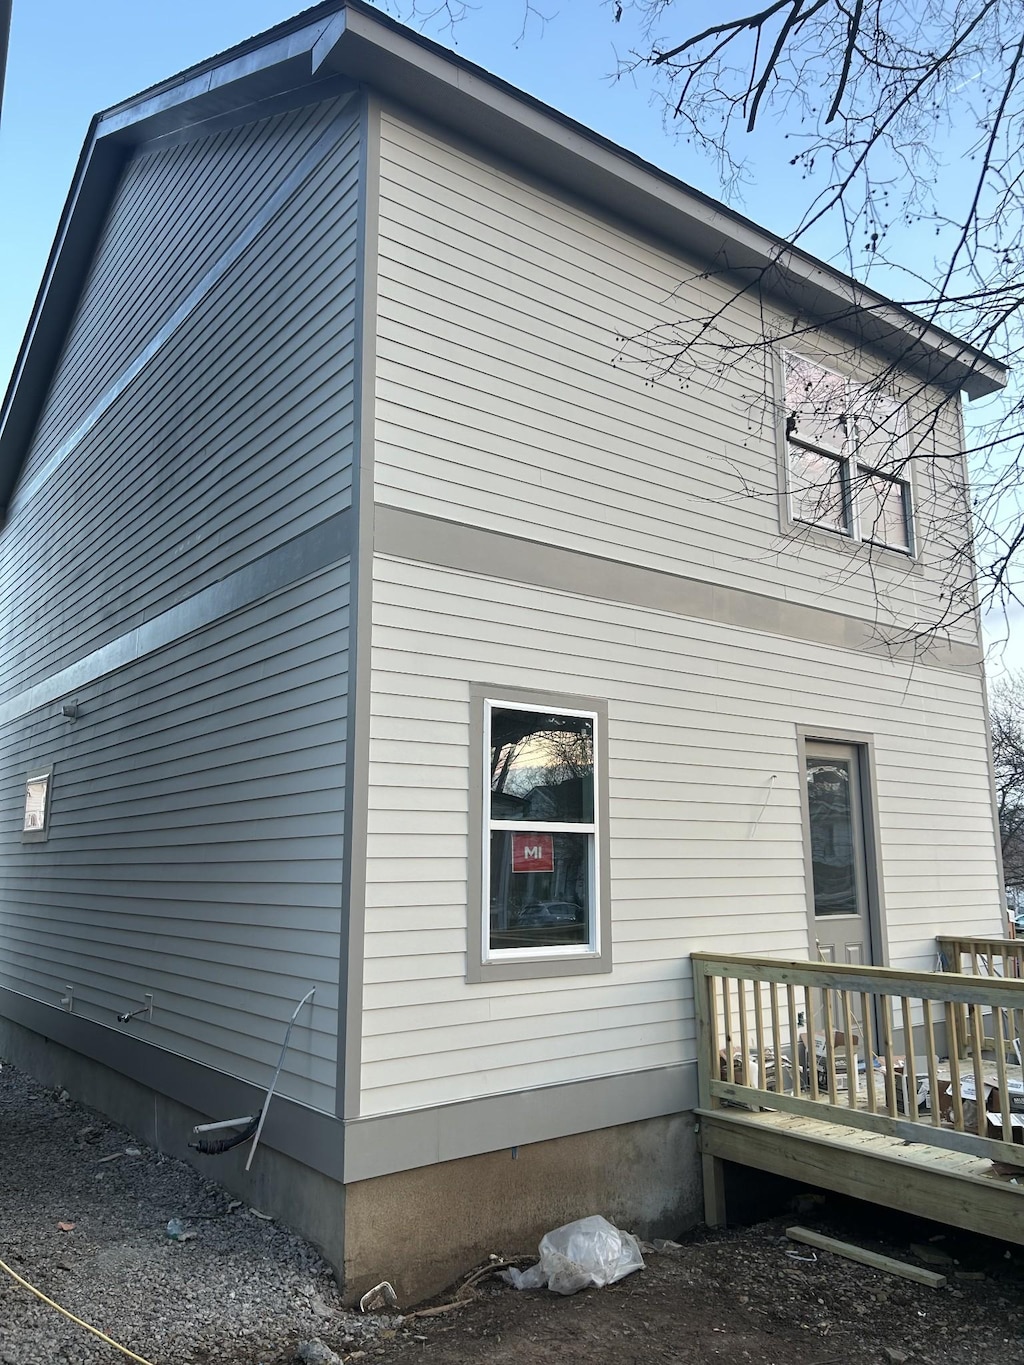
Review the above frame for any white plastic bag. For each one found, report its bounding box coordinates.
[504,1214,645,1295]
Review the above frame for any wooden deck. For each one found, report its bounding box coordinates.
[694,948,1024,1244]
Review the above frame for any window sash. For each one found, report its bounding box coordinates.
[483,698,600,961]
[856,465,912,551]
[784,353,914,554]
[788,441,852,535]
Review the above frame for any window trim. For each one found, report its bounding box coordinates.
[780,350,916,558]
[22,764,53,843]
[467,684,612,984]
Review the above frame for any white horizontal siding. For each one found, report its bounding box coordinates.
[0,565,349,1113]
[359,554,1001,1116]
[373,110,973,640]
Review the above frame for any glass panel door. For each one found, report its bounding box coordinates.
[805,741,873,966]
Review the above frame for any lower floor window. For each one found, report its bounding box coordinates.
[469,690,610,980]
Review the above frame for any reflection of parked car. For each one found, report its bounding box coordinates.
[515,901,584,926]
[1013,911,1024,935]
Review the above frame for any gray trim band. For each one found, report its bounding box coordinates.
[0,986,692,1186]
[11,98,357,516]
[341,1061,697,1183]
[0,986,345,1180]
[374,505,983,673]
[0,509,354,728]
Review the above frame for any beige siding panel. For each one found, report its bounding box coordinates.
[358,554,1000,1116]
[374,111,972,639]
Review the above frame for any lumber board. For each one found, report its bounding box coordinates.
[708,1080,1024,1167]
[698,1108,1024,1247]
[691,953,1024,1009]
[785,1226,947,1288]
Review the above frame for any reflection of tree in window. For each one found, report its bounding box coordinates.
[489,708,594,949]
[807,761,857,915]
[490,711,594,818]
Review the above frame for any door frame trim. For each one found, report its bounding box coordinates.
[796,725,888,968]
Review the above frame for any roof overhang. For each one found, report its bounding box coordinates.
[0,0,1007,520]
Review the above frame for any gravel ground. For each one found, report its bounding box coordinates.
[0,1058,394,1365]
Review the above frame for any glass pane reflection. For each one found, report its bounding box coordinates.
[807,758,858,916]
[489,708,594,823]
[489,830,589,950]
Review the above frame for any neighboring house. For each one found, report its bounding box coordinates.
[0,0,1009,1301]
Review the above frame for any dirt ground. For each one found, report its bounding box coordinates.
[355,1204,1024,1365]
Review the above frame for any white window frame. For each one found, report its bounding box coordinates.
[466,685,612,984]
[22,765,53,843]
[783,351,915,556]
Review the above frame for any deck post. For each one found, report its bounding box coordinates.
[694,958,728,1226]
[702,1151,727,1227]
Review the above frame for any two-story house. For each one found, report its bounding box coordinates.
[0,0,1007,1302]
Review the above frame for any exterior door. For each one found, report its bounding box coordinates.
[804,741,875,966]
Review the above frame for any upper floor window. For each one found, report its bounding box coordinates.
[783,352,914,554]
[22,766,52,842]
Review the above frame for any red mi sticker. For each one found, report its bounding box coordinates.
[511,832,554,873]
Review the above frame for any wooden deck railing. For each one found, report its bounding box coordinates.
[936,937,1024,1058]
[693,952,1024,1169]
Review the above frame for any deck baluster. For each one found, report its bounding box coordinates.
[821,987,838,1105]
[901,996,919,1121]
[769,982,784,1096]
[804,985,819,1102]
[842,990,858,1110]
[970,1005,988,1135]
[880,996,897,1118]
[921,999,941,1128]
[945,1002,965,1132]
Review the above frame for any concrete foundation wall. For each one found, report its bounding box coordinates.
[344,1113,701,1305]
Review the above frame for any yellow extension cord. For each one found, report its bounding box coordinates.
[0,1255,157,1365]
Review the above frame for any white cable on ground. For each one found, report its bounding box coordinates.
[0,1255,157,1365]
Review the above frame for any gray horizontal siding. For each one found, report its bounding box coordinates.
[0,94,360,703]
[22,97,352,485]
[0,565,349,1112]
